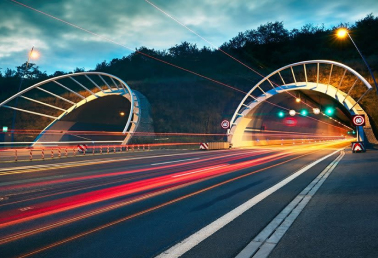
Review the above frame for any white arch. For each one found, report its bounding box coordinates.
[0,72,141,145]
[229,60,375,147]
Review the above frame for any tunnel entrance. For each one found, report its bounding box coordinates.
[57,95,132,142]
[240,90,353,144]
[229,60,376,147]
[34,95,133,144]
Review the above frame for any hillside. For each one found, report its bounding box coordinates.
[1,14,377,138]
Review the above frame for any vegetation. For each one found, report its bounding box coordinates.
[1,14,378,137]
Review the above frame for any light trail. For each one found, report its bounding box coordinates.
[0,149,272,190]
[0,139,351,230]
[7,142,351,257]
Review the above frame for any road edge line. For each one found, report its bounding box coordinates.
[236,150,345,258]
[155,148,344,258]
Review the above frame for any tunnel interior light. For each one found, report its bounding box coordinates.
[300,109,308,116]
[278,111,285,118]
[313,108,320,115]
[295,98,301,103]
[119,111,125,116]
[289,110,296,116]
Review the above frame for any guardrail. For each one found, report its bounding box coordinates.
[0,142,200,162]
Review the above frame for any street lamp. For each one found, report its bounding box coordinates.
[11,47,39,143]
[336,28,378,94]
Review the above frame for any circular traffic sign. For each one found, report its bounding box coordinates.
[221,119,230,129]
[353,115,365,126]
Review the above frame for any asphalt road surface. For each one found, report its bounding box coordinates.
[1,140,367,258]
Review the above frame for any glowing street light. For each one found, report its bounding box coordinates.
[289,110,296,116]
[336,27,378,95]
[277,111,285,118]
[119,111,125,116]
[336,28,348,38]
[30,50,40,59]
[300,109,308,116]
[295,97,301,103]
[11,47,40,143]
[313,108,320,115]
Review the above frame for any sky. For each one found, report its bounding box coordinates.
[0,0,377,75]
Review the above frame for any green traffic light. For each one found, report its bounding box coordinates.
[300,109,308,116]
[325,107,334,116]
[278,111,285,118]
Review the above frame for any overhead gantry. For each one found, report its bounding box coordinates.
[0,72,153,145]
[229,60,377,147]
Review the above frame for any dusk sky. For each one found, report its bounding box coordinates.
[1,0,377,75]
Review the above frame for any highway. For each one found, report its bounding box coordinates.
[0,140,353,257]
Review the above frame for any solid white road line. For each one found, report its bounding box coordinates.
[150,158,199,166]
[236,150,345,258]
[155,148,344,258]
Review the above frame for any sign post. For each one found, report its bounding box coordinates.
[351,114,366,153]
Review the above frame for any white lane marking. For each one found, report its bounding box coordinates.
[236,150,345,258]
[171,164,229,178]
[151,158,199,166]
[155,148,344,258]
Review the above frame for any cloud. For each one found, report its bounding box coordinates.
[0,0,377,75]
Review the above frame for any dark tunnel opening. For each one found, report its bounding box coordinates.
[35,95,131,143]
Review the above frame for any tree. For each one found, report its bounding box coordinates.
[16,62,42,79]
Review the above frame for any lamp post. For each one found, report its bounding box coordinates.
[337,28,378,95]
[11,47,39,143]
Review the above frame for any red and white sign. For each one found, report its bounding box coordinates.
[352,115,365,126]
[199,142,209,150]
[77,144,88,153]
[283,117,297,127]
[352,142,365,153]
[221,120,230,129]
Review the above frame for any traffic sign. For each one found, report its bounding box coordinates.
[352,141,366,153]
[352,115,365,126]
[221,120,230,129]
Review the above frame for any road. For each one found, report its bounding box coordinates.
[0,140,354,257]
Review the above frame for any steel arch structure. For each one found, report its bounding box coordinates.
[0,72,141,145]
[229,60,376,147]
